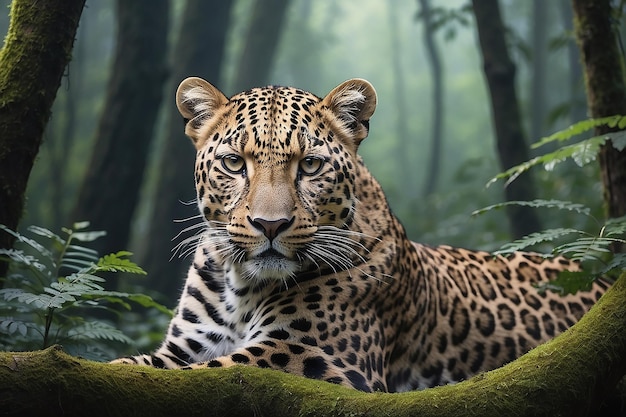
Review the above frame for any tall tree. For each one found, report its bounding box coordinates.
[387,1,415,196]
[140,0,234,303]
[530,0,547,142]
[417,0,444,197]
[232,0,291,91]
[71,0,169,259]
[560,0,587,126]
[0,0,85,283]
[571,0,626,255]
[471,0,543,239]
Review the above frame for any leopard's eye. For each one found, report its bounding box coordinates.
[221,154,245,174]
[299,157,324,176]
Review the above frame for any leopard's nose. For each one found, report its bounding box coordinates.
[248,216,295,241]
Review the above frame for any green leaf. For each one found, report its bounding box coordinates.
[0,224,53,260]
[66,321,133,344]
[494,228,583,255]
[472,200,591,217]
[69,230,107,243]
[488,136,607,187]
[0,317,29,337]
[531,115,626,148]
[97,251,147,275]
[536,270,596,295]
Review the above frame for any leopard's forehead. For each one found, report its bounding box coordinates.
[215,86,327,163]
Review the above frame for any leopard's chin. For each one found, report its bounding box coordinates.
[241,250,300,282]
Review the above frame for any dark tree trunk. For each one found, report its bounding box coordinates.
[571,0,626,253]
[140,0,234,303]
[232,0,291,91]
[71,0,169,259]
[417,0,444,197]
[0,0,85,284]
[560,0,587,126]
[471,0,543,239]
[530,0,547,142]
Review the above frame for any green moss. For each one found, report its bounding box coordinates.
[1,273,625,416]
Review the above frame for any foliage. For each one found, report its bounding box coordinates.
[0,222,169,360]
[487,115,626,187]
[477,115,626,294]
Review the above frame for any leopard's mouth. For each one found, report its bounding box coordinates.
[241,248,300,281]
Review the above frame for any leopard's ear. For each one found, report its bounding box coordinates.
[176,77,229,146]
[321,78,377,145]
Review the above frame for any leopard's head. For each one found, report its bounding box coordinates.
[177,77,377,284]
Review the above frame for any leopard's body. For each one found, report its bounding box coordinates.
[113,78,608,392]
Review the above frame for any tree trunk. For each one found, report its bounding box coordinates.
[571,0,626,253]
[2,272,625,416]
[0,0,85,284]
[232,0,291,91]
[387,1,415,197]
[471,0,543,239]
[139,0,234,304]
[559,0,587,127]
[530,0,547,142]
[417,0,444,197]
[70,0,169,260]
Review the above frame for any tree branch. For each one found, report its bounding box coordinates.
[1,273,625,417]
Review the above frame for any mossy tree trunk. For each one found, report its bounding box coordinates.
[571,0,626,253]
[1,272,625,417]
[0,0,85,285]
[471,0,543,240]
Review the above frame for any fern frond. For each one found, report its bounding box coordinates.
[531,115,626,148]
[96,251,147,275]
[603,215,626,237]
[555,237,626,262]
[0,249,47,274]
[0,225,53,260]
[65,321,133,344]
[472,199,591,217]
[493,228,583,255]
[487,136,607,187]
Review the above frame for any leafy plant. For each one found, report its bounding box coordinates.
[477,116,626,294]
[487,115,626,187]
[0,222,169,359]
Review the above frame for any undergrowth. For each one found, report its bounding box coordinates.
[0,222,170,360]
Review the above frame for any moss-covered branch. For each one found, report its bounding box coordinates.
[1,273,625,417]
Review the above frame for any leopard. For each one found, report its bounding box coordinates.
[112,77,609,392]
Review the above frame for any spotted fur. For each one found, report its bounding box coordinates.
[112,78,609,392]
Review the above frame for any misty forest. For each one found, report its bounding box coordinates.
[0,0,625,416]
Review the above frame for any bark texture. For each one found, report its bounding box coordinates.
[472,0,543,239]
[70,0,169,258]
[571,0,626,253]
[1,273,625,417]
[0,0,85,283]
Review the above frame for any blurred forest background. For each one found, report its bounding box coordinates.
[0,0,614,354]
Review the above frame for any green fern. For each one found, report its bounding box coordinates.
[487,116,626,187]
[0,222,169,356]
